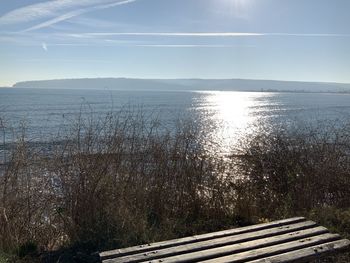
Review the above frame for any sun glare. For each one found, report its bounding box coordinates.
[203,91,263,154]
[215,0,254,17]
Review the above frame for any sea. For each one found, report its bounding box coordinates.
[0,88,349,155]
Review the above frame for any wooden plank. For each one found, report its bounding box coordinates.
[141,233,340,263]
[104,221,320,263]
[247,239,350,263]
[100,217,305,260]
[199,233,341,263]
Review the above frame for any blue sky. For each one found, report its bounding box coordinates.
[1,0,350,86]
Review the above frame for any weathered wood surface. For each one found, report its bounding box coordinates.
[106,222,321,263]
[99,217,350,263]
[100,217,305,260]
[248,239,350,263]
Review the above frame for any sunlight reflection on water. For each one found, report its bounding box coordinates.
[1,88,349,156]
[197,91,278,154]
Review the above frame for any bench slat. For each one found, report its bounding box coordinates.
[247,239,350,263]
[145,234,339,263]
[100,217,305,260]
[142,232,338,263]
[200,233,340,263]
[104,221,320,263]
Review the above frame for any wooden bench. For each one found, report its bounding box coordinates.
[99,217,350,263]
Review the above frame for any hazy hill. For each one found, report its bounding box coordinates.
[13,78,350,93]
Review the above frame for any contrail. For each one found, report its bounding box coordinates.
[0,0,116,25]
[23,0,138,32]
[69,32,350,38]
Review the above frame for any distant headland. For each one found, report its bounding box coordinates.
[12,78,350,93]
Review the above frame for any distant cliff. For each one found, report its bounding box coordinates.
[13,78,350,93]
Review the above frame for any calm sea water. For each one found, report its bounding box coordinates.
[0,88,349,154]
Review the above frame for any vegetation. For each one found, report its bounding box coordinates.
[0,112,349,262]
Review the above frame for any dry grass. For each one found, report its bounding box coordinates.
[231,121,350,221]
[0,112,349,262]
[0,111,233,260]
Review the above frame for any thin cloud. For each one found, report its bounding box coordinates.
[134,44,256,48]
[80,32,264,37]
[267,33,350,37]
[41,42,255,48]
[57,44,255,48]
[17,59,114,63]
[73,32,350,38]
[42,42,48,51]
[0,0,138,32]
[23,0,137,32]
[0,0,112,25]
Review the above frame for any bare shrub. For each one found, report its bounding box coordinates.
[1,112,349,262]
[0,110,232,255]
[232,120,350,225]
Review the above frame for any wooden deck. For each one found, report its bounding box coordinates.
[99,217,350,263]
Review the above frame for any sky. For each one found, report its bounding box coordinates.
[0,0,350,86]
